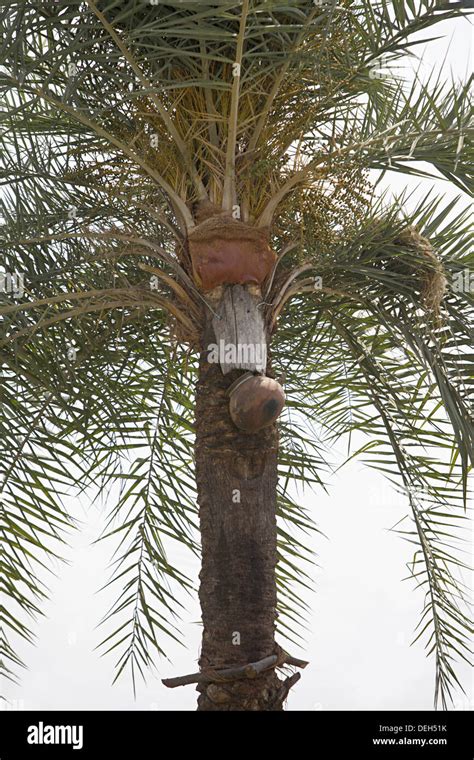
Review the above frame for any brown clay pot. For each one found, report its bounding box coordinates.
[187,217,276,292]
[228,373,285,433]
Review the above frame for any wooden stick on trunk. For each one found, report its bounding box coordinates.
[162,650,308,689]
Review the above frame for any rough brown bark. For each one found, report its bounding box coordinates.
[195,311,284,710]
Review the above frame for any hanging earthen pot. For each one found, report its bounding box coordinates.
[227,372,285,433]
[187,216,276,292]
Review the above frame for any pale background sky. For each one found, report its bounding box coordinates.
[2,12,473,712]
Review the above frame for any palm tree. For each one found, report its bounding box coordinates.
[1,0,472,712]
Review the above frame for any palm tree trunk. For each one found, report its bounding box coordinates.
[194,319,284,710]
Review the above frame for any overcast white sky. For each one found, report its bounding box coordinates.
[2,13,473,712]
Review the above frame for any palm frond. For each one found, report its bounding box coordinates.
[272,190,473,706]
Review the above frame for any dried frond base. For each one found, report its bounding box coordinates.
[169,315,201,350]
[395,227,447,315]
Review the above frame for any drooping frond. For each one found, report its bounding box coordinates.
[271,189,473,706]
